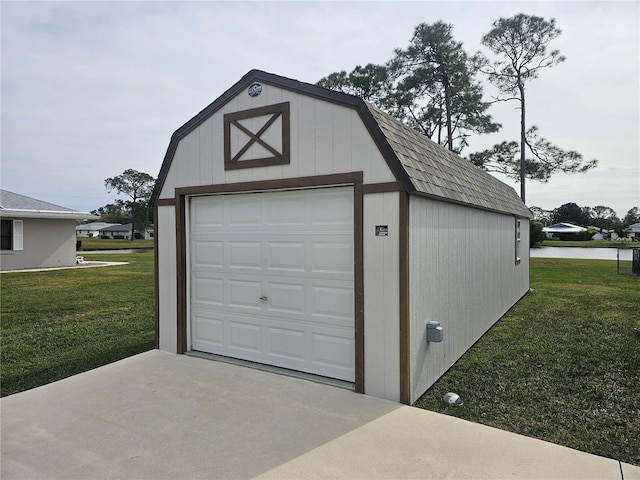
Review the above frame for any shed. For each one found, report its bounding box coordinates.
[0,190,95,271]
[151,70,532,404]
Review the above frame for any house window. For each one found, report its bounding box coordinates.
[515,218,522,265]
[224,102,290,170]
[1,220,23,251]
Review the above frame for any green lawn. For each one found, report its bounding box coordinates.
[541,239,640,248]
[77,237,154,250]
[1,255,638,465]
[415,258,640,466]
[0,253,155,397]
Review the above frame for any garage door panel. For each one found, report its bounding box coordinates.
[266,326,306,362]
[311,241,354,276]
[192,198,223,227]
[311,285,354,322]
[268,282,306,314]
[190,187,354,381]
[192,240,224,267]
[193,277,224,306]
[228,320,263,354]
[311,332,355,373]
[266,195,306,226]
[227,197,263,226]
[267,241,306,272]
[228,280,263,309]
[228,241,262,269]
[191,313,224,349]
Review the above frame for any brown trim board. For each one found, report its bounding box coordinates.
[399,192,411,404]
[153,207,160,350]
[173,172,365,389]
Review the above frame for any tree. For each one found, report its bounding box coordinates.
[104,169,155,241]
[317,63,392,105]
[623,207,640,226]
[529,206,552,226]
[589,206,620,230]
[388,21,500,152]
[90,201,130,225]
[317,22,499,153]
[551,202,588,226]
[480,14,597,202]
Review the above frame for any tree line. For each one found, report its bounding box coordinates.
[317,14,598,204]
[531,203,639,233]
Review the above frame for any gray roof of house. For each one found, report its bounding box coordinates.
[100,223,133,232]
[152,70,532,219]
[0,189,95,220]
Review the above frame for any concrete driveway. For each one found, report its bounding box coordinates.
[1,350,637,479]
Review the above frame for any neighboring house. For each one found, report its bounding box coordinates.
[99,223,134,239]
[629,222,640,240]
[543,222,586,239]
[151,70,532,404]
[76,222,120,237]
[0,190,95,271]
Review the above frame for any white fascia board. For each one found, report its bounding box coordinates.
[0,209,98,220]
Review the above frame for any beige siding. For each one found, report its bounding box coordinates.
[0,218,76,271]
[157,206,178,353]
[408,197,530,403]
[363,193,400,402]
[157,84,396,200]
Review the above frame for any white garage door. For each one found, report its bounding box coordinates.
[189,187,355,382]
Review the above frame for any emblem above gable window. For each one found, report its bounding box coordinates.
[224,102,290,170]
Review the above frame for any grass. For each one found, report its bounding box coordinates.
[0,253,155,397]
[77,236,154,250]
[2,254,638,464]
[541,239,640,248]
[415,258,640,466]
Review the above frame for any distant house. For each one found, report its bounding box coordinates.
[99,223,134,239]
[0,190,95,271]
[543,223,587,239]
[76,222,120,237]
[629,223,640,240]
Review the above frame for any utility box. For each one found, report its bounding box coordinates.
[426,321,444,343]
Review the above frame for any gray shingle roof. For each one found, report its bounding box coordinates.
[0,189,95,219]
[366,104,532,218]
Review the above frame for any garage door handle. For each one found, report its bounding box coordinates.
[259,295,268,301]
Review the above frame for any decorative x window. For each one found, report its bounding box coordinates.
[224,102,290,170]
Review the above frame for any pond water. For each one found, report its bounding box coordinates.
[530,246,634,261]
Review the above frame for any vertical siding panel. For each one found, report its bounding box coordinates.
[199,118,214,186]
[332,107,352,174]
[363,192,400,402]
[157,205,177,353]
[409,197,530,403]
[296,95,316,178]
[314,101,333,175]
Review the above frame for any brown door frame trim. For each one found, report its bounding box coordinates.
[174,172,365,393]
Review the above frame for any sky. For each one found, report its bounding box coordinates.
[1,1,638,218]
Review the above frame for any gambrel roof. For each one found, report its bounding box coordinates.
[152,70,531,218]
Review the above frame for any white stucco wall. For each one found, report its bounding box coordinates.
[408,197,530,403]
[0,218,77,271]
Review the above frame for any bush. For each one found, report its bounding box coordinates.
[530,221,546,247]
